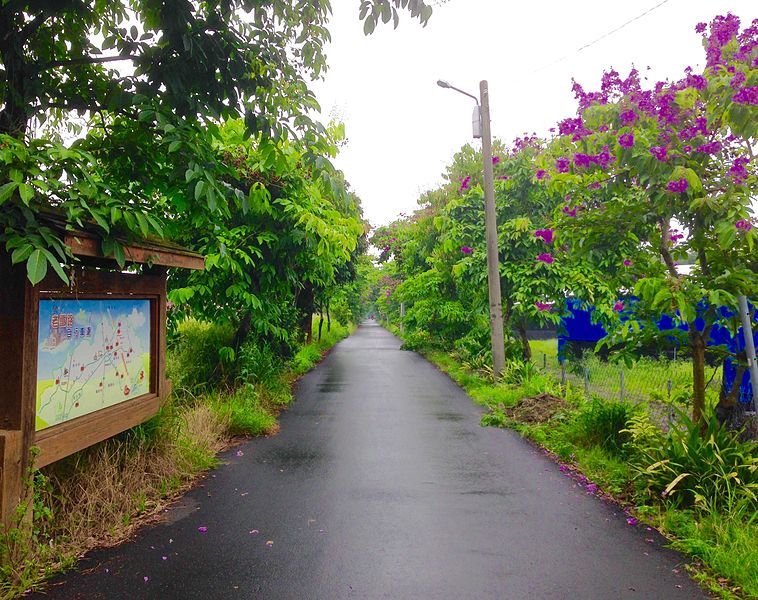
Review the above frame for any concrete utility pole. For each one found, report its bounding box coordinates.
[436,79,506,377]
[478,81,506,377]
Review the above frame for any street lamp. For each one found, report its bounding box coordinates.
[437,79,506,377]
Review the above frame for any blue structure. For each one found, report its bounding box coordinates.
[559,298,757,405]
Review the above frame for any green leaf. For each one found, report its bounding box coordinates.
[26,250,48,285]
[0,182,18,204]
[195,180,206,200]
[113,243,126,269]
[11,244,33,264]
[18,183,33,204]
[91,211,111,233]
[168,140,182,153]
[41,248,69,285]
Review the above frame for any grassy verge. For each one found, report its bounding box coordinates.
[529,338,722,408]
[0,317,353,598]
[404,338,756,600]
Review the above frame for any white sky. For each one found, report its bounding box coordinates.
[312,0,755,227]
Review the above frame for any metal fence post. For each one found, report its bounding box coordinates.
[667,379,672,400]
[543,353,547,369]
[584,366,589,396]
[620,369,625,402]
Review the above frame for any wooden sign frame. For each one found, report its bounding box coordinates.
[0,231,203,526]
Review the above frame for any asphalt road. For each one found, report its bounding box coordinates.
[35,322,705,599]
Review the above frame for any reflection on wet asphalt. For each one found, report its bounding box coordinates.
[35,322,705,600]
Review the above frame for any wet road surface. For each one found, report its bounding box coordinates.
[35,322,704,599]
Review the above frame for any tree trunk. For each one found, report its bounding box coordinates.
[326,298,331,332]
[232,311,252,352]
[517,321,531,361]
[296,283,314,343]
[715,352,746,425]
[318,304,324,342]
[690,329,707,428]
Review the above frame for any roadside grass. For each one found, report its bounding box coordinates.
[529,338,721,410]
[0,317,352,599]
[411,343,757,600]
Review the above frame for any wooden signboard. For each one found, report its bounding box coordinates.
[0,231,203,526]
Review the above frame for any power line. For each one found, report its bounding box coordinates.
[532,0,673,74]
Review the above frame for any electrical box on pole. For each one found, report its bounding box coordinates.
[472,106,482,139]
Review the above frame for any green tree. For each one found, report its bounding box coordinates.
[0,0,431,284]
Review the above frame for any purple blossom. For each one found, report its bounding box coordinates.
[198,526,208,533]
[556,157,570,173]
[492,155,501,165]
[669,229,684,243]
[618,132,634,148]
[558,464,569,472]
[534,229,555,244]
[573,153,592,169]
[613,301,625,312]
[535,169,548,180]
[649,146,668,161]
[666,178,689,193]
[562,205,578,218]
[626,517,638,526]
[459,175,471,192]
[623,259,633,267]
[558,116,591,140]
[460,246,473,255]
[732,86,758,105]
[593,146,613,169]
[619,109,638,125]
[703,13,741,67]
[679,117,708,140]
[728,157,749,183]
[695,22,707,34]
[685,73,707,90]
[730,71,746,89]
[535,301,553,312]
[695,141,722,154]
[497,175,510,181]
[586,483,598,495]
[683,145,692,153]
[735,219,753,232]
[536,253,554,265]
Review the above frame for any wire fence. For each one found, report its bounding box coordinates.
[529,339,723,409]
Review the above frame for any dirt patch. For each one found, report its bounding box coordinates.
[505,393,566,424]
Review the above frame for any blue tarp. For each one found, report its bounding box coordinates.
[558,299,756,404]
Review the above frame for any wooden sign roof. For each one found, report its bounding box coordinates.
[40,211,204,270]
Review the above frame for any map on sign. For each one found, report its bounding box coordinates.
[36,299,152,431]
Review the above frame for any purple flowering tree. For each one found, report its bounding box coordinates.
[541,14,757,425]
[446,142,616,360]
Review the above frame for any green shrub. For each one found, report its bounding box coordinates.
[633,413,758,512]
[574,397,635,456]
[208,385,277,436]
[399,329,435,352]
[502,359,540,385]
[237,341,283,388]
[167,319,235,393]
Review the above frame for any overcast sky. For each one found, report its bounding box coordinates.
[312,0,755,228]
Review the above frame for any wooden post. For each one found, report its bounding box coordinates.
[0,257,38,528]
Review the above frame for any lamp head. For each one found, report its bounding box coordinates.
[436,80,451,89]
